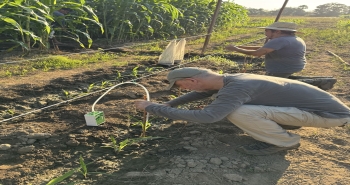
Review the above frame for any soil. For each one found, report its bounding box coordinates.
[1,23,350,185]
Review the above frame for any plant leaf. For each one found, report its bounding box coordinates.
[46,169,76,185]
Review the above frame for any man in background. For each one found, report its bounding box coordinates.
[225,22,306,78]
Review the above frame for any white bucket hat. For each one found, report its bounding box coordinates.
[259,22,297,32]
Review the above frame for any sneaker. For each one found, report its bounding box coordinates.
[236,142,300,155]
[277,124,302,130]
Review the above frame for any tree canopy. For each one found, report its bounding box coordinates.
[247,3,350,17]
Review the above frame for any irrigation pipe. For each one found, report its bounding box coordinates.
[327,51,349,65]
[0,37,264,124]
[91,82,150,123]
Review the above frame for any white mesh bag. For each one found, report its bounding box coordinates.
[158,40,176,66]
[174,38,186,64]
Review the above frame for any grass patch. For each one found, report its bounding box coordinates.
[0,52,121,78]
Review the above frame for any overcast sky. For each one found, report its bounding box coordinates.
[232,0,350,10]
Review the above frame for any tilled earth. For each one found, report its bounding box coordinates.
[1,43,350,185]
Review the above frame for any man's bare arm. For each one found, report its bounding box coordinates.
[225,45,274,57]
[236,46,261,50]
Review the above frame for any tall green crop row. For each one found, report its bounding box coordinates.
[87,0,248,43]
[0,0,248,51]
[87,0,184,43]
[0,0,103,51]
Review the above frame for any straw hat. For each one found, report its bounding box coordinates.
[259,22,297,32]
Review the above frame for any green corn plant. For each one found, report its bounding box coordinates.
[46,168,76,185]
[129,114,155,137]
[109,136,119,152]
[132,66,139,77]
[79,155,87,179]
[62,89,70,98]
[6,109,15,116]
[0,0,104,51]
[141,121,152,137]
[5,70,12,77]
[87,83,94,92]
[115,70,122,81]
[46,156,93,185]
[145,67,153,73]
[100,80,110,89]
[118,136,163,152]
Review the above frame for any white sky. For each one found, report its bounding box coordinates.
[232,0,350,10]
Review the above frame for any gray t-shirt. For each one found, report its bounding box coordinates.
[263,36,306,73]
[146,74,350,123]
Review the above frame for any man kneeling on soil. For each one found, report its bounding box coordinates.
[134,67,350,155]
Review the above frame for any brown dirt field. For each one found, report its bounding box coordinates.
[0,18,350,185]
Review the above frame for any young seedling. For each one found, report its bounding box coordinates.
[109,135,119,153]
[118,137,163,152]
[47,156,93,185]
[115,70,122,81]
[5,70,12,77]
[132,66,139,77]
[100,80,110,89]
[79,155,88,178]
[87,83,94,92]
[62,89,70,98]
[6,109,15,116]
[103,136,133,153]
[145,67,153,73]
[46,168,76,185]
[129,113,152,137]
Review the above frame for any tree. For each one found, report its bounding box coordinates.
[298,5,308,10]
[314,3,349,17]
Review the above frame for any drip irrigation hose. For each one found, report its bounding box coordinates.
[91,82,150,123]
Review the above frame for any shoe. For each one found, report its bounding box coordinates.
[236,142,300,155]
[277,124,301,130]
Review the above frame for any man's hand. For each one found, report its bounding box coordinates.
[135,100,154,111]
